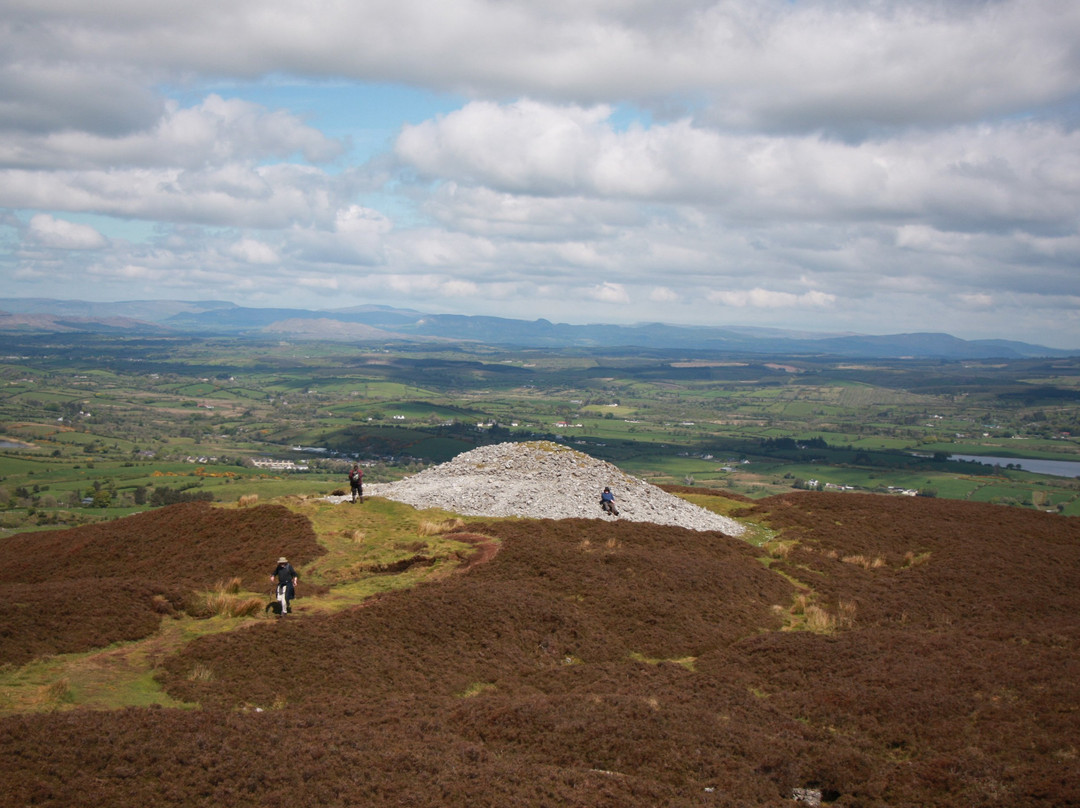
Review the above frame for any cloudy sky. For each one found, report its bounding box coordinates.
[2,0,1080,347]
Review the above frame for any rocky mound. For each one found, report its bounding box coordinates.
[355,441,745,535]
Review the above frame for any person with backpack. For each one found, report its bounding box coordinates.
[348,463,363,503]
[270,556,298,616]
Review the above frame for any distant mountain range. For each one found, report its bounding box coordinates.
[0,297,1074,359]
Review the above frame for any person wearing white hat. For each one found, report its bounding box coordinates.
[270,556,299,616]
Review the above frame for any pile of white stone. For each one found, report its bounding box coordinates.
[337,441,744,535]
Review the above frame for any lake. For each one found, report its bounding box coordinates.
[950,454,1080,479]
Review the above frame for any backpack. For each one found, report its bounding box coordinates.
[276,564,294,585]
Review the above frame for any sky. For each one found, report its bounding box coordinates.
[2,0,1080,348]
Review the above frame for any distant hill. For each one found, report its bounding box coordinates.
[0,310,170,334]
[0,297,1073,358]
[0,297,234,322]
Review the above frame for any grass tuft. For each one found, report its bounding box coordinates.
[187,663,214,682]
[804,604,836,633]
[458,682,497,698]
[192,580,264,618]
[763,540,796,559]
[39,678,74,707]
[902,550,932,568]
[836,599,858,629]
[629,652,697,671]
[417,517,465,536]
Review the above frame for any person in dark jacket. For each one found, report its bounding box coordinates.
[348,464,364,503]
[271,556,299,616]
[600,487,619,516]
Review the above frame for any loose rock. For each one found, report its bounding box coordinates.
[334,441,744,535]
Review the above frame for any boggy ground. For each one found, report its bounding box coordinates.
[2,492,1079,807]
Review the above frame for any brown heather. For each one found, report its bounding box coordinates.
[1,492,1078,807]
[1,501,324,666]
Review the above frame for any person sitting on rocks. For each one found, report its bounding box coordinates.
[600,486,619,516]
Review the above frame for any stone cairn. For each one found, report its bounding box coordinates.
[340,441,744,535]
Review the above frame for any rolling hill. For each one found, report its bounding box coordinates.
[1,297,1073,357]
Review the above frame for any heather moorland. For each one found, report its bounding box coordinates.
[2,488,1078,807]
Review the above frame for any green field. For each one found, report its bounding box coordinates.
[2,334,1079,533]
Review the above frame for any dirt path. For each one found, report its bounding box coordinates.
[0,495,501,715]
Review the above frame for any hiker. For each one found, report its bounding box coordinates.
[271,556,299,616]
[348,463,363,503]
[600,486,619,516]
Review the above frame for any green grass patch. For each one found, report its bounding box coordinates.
[0,491,501,715]
[629,652,697,671]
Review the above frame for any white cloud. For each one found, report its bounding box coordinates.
[0,95,344,170]
[1,0,1079,345]
[8,1,1078,133]
[440,279,479,297]
[228,238,279,264]
[27,214,107,249]
[957,293,995,309]
[707,288,836,309]
[397,101,1080,238]
[0,163,359,229]
[0,61,164,136]
[588,281,630,304]
[421,183,638,240]
[296,276,340,291]
[113,264,153,280]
